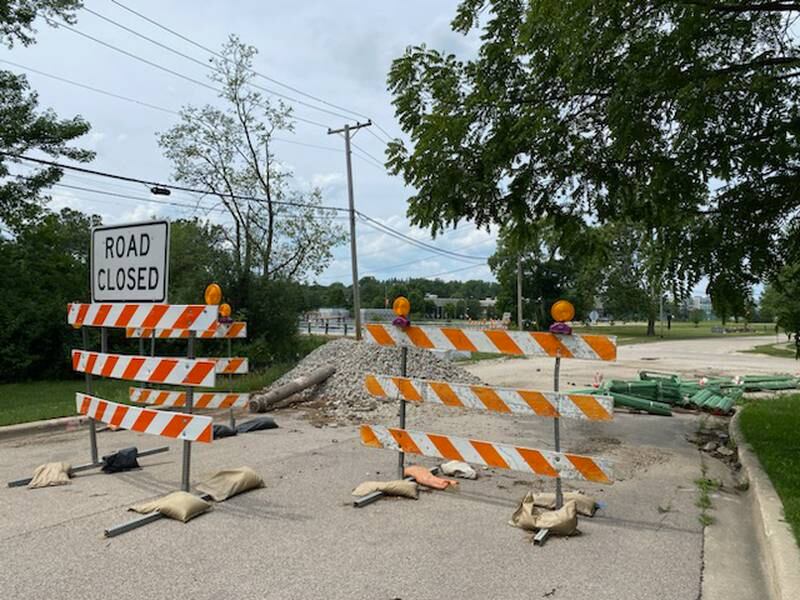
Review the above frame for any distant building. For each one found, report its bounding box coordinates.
[690,295,714,318]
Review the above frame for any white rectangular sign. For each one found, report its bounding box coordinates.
[91,221,169,302]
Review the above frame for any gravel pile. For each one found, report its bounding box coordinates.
[254,338,483,422]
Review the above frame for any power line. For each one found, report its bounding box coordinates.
[2,152,352,213]
[1,59,389,169]
[356,213,490,261]
[107,0,398,142]
[82,6,358,123]
[49,19,333,130]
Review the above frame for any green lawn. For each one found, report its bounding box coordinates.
[742,342,797,359]
[572,321,773,345]
[739,395,800,544]
[0,364,294,427]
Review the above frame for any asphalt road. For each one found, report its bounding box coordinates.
[5,335,786,599]
[0,412,705,598]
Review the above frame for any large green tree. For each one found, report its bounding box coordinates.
[0,0,93,230]
[387,0,800,287]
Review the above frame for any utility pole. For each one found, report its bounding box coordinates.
[517,255,523,331]
[328,120,371,340]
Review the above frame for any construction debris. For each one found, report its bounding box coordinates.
[352,480,419,499]
[252,338,482,422]
[440,460,478,479]
[27,462,72,489]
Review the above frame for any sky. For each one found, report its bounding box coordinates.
[3,0,498,284]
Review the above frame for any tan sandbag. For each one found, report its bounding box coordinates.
[404,465,459,490]
[129,491,211,523]
[28,462,71,489]
[195,467,265,501]
[509,493,578,536]
[532,492,597,516]
[352,480,418,499]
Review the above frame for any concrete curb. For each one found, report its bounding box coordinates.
[731,408,800,600]
[0,415,90,442]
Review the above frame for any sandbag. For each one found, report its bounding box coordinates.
[509,493,578,536]
[532,492,597,517]
[440,460,477,479]
[404,465,458,490]
[352,480,418,499]
[28,462,71,489]
[195,467,264,501]
[129,491,211,523]
[101,447,140,473]
[212,424,237,439]
[236,417,278,433]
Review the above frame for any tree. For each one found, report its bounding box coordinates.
[766,263,800,358]
[1,0,93,230]
[387,0,800,289]
[0,208,98,381]
[690,309,705,328]
[168,219,235,304]
[158,35,344,306]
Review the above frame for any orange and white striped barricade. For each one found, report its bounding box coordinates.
[364,375,614,422]
[129,387,251,410]
[67,303,219,331]
[358,317,618,534]
[363,324,616,361]
[76,394,213,443]
[124,321,248,340]
[211,357,249,375]
[360,425,613,484]
[71,351,217,387]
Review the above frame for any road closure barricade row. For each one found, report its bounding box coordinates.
[356,299,618,545]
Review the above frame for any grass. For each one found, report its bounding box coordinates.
[0,363,296,427]
[739,395,800,544]
[695,461,721,526]
[742,342,797,359]
[572,320,773,345]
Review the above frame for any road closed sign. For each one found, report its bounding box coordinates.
[91,221,170,302]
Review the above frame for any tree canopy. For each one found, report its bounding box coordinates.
[387,0,800,291]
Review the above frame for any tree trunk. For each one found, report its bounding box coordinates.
[248,365,336,412]
[646,316,656,336]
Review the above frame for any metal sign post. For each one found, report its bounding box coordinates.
[181,332,195,492]
[228,338,236,430]
[553,355,563,508]
[82,327,98,464]
[397,346,408,480]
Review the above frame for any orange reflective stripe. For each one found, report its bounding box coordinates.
[197,423,212,443]
[364,375,386,397]
[195,394,213,409]
[100,355,119,377]
[221,394,239,408]
[440,328,478,352]
[429,381,464,408]
[389,428,422,454]
[226,358,244,373]
[229,323,244,337]
[121,357,145,381]
[85,353,98,374]
[92,304,111,326]
[360,425,382,448]
[471,386,511,413]
[366,324,394,346]
[184,361,214,384]
[161,414,190,438]
[131,409,157,432]
[109,405,128,428]
[114,304,138,327]
[141,305,168,328]
[427,433,464,461]
[393,377,422,402]
[470,440,509,469]
[531,332,574,358]
[517,390,559,417]
[405,326,435,349]
[582,335,617,361]
[517,447,559,477]
[75,303,89,325]
[484,330,523,355]
[72,351,81,371]
[80,395,91,414]
[570,395,612,421]
[566,454,610,483]
[174,305,202,329]
[149,359,177,383]
[94,400,108,422]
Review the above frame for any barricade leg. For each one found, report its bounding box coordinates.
[181,333,195,492]
[397,346,408,479]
